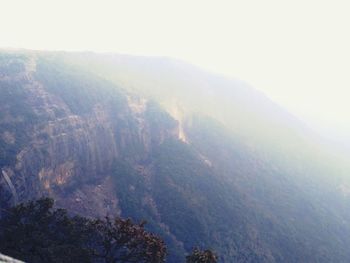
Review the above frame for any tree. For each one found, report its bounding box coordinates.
[0,198,92,263]
[91,217,166,263]
[0,198,166,263]
[186,248,217,263]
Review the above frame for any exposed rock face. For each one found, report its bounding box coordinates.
[0,54,179,218]
[0,253,24,263]
[2,51,350,263]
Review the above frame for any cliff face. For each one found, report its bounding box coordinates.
[0,54,179,217]
[2,51,350,263]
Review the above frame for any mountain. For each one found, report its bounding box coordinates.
[0,50,350,262]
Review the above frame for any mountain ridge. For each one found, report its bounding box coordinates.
[1,50,350,262]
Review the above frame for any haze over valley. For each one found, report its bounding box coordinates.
[0,1,350,262]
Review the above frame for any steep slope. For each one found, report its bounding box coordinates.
[0,53,185,261]
[61,52,350,171]
[1,51,350,262]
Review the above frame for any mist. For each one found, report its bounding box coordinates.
[1,1,350,262]
[1,0,350,147]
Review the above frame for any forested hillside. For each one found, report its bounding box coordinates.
[1,50,350,262]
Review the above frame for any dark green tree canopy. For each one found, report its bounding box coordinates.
[0,198,166,263]
[186,248,217,263]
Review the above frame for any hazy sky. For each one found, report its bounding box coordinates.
[1,0,349,141]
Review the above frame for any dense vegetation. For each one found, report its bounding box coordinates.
[186,248,217,263]
[1,51,350,262]
[0,198,167,263]
[0,199,217,263]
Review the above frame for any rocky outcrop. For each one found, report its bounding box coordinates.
[0,253,24,263]
[0,54,180,217]
[4,51,350,263]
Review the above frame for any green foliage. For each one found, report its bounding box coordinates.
[0,198,92,263]
[110,137,253,262]
[92,217,166,263]
[186,248,217,263]
[111,160,186,263]
[0,198,167,263]
[2,51,350,263]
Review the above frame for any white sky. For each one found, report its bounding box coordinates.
[0,0,349,141]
